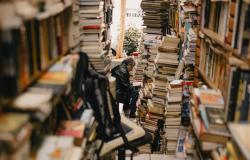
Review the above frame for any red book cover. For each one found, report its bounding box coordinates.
[83,25,101,30]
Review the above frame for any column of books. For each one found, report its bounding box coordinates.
[79,0,112,74]
[141,0,170,36]
[142,34,162,77]
[71,0,81,49]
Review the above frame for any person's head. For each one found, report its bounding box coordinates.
[122,57,135,72]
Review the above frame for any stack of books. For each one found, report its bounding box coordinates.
[141,0,170,35]
[133,58,147,83]
[79,0,111,74]
[71,0,81,48]
[185,28,197,65]
[183,65,195,82]
[142,34,162,77]
[191,88,231,152]
[155,36,180,82]
[146,47,158,77]
[165,80,183,155]
[142,100,165,134]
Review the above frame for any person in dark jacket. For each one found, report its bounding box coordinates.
[111,58,138,118]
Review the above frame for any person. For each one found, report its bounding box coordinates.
[111,58,138,118]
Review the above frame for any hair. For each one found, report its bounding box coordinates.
[122,57,135,66]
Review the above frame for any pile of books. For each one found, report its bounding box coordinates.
[141,0,169,35]
[146,47,158,77]
[185,28,197,65]
[165,80,183,155]
[71,0,81,48]
[191,88,230,152]
[79,0,111,74]
[133,58,147,83]
[142,34,162,77]
[142,100,164,133]
[155,36,180,82]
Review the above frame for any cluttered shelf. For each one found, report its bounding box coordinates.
[200,28,232,51]
[0,51,70,109]
[197,68,217,89]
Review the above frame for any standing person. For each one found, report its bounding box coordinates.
[111,58,138,118]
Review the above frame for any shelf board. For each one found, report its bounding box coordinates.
[201,28,233,51]
[197,68,217,89]
[232,50,250,66]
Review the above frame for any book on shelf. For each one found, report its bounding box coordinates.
[192,118,230,145]
[202,0,229,41]
[199,105,227,132]
[235,3,250,60]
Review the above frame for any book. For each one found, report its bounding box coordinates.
[56,120,85,138]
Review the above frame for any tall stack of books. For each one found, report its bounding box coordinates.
[142,34,162,77]
[71,0,81,49]
[165,80,183,155]
[140,99,165,153]
[155,36,180,82]
[79,0,111,74]
[141,0,170,35]
[147,47,158,77]
[133,58,147,84]
[185,28,197,65]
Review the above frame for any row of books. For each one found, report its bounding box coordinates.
[201,0,250,62]
[0,0,73,98]
[0,53,99,159]
[198,35,250,122]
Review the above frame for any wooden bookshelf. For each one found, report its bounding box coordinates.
[197,68,217,89]
[233,50,250,66]
[201,28,233,51]
[0,51,69,110]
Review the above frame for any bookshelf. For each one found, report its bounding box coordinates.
[0,0,114,159]
[201,29,233,51]
[197,68,217,89]
[0,0,74,100]
[190,0,250,158]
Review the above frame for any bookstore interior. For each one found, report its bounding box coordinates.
[1,0,250,159]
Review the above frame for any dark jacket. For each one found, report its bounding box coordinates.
[111,63,132,103]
